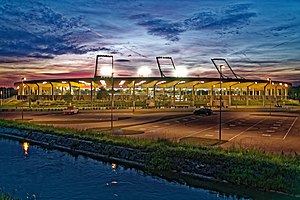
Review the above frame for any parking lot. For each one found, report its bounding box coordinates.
[124,111,299,153]
[1,109,299,153]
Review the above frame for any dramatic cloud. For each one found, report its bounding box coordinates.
[0,0,299,86]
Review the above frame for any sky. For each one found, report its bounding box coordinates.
[0,0,300,87]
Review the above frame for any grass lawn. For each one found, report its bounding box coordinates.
[179,137,226,146]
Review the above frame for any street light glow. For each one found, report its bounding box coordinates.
[100,80,106,86]
[157,81,166,85]
[136,80,146,86]
[119,80,126,86]
[137,66,151,77]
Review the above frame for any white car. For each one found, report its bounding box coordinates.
[63,106,79,115]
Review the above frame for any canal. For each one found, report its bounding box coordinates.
[0,138,294,200]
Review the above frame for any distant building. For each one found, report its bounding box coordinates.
[0,87,17,99]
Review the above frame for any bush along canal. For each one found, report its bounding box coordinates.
[0,119,299,199]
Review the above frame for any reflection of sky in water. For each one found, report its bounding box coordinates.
[0,139,290,200]
[0,139,224,200]
[0,0,299,86]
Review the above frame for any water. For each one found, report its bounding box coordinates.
[0,138,293,200]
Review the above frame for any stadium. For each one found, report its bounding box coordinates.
[14,56,291,109]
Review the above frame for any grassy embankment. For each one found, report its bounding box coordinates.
[0,119,299,195]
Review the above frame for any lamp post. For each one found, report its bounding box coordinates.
[0,90,2,107]
[111,71,114,131]
[21,77,26,121]
[219,65,224,141]
[267,78,272,116]
[110,58,114,131]
[95,55,114,131]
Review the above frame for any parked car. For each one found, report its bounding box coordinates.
[193,107,213,116]
[63,106,79,115]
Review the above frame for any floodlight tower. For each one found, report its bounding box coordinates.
[21,77,26,121]
[94,55,114,130]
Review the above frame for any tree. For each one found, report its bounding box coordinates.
[63,92,73,105]
[97,87,109,100]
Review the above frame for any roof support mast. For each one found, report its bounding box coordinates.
[156,56,176,78]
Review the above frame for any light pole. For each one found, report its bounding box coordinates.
[110,57,114,131]
[95,55,114,131]
[267,78,272,116]
[21,77,26,121]
[0,90,2,107]
[111,71,114,131]
[219,65,224,141]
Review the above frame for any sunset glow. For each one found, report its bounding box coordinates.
[0,0,299,86]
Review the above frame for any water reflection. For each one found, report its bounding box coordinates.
[111,163,117,170]
[0,139,290,200]
[22,142,29,156]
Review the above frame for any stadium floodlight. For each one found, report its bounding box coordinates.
[100,66,113,76]
[174,65,188,77]
[137,66,151,77]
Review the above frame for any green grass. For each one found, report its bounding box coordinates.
[0,119,299,195]
[179,137,225,146]
[33,119,118,124]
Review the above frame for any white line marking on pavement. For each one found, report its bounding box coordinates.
[178,117,243,140]
[262,134,271,137]
[153,125,160,128]
[271,127,278,129]
[179,127,214,140]
[267,130,275,133]
[283,116,298,140]
[204,134,214,137]
[228,118,268,141]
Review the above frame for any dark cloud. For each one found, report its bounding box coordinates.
[138,19,184,41]
[232,59,282,64]
[130,3,256,41]
[0,58,34,64]
[0,0,102,58]
[225,4,252,14]
[115,59,131,62]
[184,6,256,32]
[129,13,152,20]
